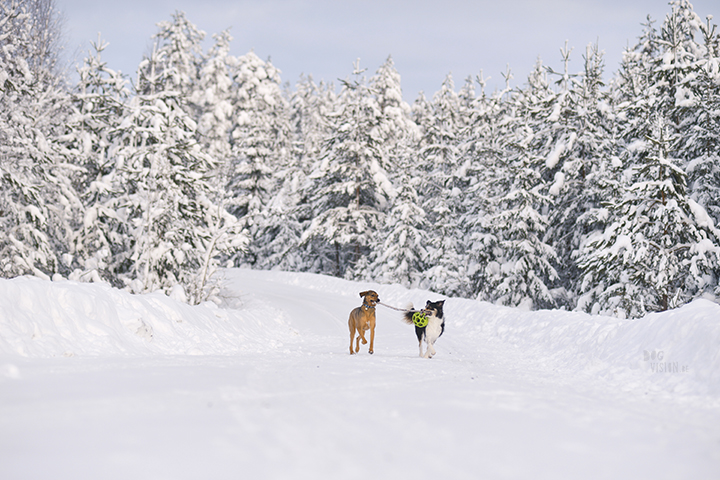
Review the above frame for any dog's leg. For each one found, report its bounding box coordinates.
[421,331,435,358]
[425,330,436,358]
[357,320,369,346]
[418,337,424,358]
[368,324,375,355]
[349,323,356,355]
[426,339,436,358]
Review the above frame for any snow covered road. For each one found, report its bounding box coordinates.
[1,269,719,479]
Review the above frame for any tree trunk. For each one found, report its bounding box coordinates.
[335,241,341,277]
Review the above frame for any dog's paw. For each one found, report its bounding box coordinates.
[369,350,374,354]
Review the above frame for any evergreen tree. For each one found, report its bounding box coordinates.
[370,55,419,152]
[482,148,559,310]
[653,0,705,132]
[614,2,706,191]
[411,90,433,136]
[257,75,335,272]
[145,10,205,98]
[457,75,478,137]
[300,60,393,278]
[418,74,469,296]
[115,34,244,303]
[353,56,425,285]
[612,15,659,158]
[684,13,720,229]
[461,70,513,298]
[578,117,720,317]
[227,51,291,266]
[478,61,559,309]
[65,36,132,285]
[544,43,619,305]
[289,75,336,175]
[192,29,235,164]
[366,153,429,287]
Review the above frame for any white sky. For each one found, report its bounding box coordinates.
[57,0,718,101]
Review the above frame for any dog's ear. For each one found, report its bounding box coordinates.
[438,300,445,306]
[426,300,431,306]
[359,291,369,298]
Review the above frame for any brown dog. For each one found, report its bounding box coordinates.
[348,290,379,354]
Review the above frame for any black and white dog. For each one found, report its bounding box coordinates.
[403,300,445,358]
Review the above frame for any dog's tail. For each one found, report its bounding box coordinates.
[402,303,415,325]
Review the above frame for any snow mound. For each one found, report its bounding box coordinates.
[0,275,295,358]
[1,270,719,399]
[452,297,720,397]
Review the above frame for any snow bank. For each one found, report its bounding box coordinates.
[0,275,295,358]
[1,270,719,399]
[452,297,720,398]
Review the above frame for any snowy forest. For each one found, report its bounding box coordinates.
[1,0,720,318]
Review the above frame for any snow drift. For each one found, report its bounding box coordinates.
[0,273,295,358]
[1,269,719,400]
